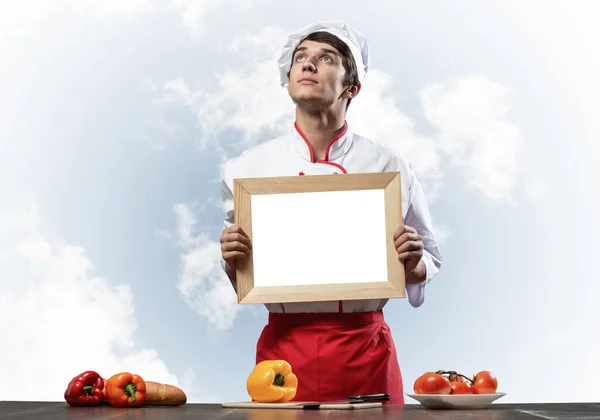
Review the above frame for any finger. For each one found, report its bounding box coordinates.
[223,232,252,248]
[393,226,405,241]
[221,241,251,254]
[404,225,417,233]
[394,232,421,249]
[393,225,415,240]
[222,225,239,236]
[222,225,248,237]
[229,232,252,245]
[397,250,423,262]
[223,251,248,261]
[396,240,424,255]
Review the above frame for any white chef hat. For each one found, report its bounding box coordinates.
[277,21,370,87]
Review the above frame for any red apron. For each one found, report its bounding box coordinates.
[255,310,404,405]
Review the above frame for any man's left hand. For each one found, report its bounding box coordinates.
[393,225,424,278]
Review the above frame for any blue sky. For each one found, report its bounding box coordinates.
[1,0,599,405]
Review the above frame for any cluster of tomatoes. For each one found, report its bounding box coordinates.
[413,370,498,395]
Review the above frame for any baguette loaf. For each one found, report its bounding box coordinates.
[144,381,187,406]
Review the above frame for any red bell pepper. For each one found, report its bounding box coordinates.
[64,370,105,406]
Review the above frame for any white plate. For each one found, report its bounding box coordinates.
[405,392,507,409]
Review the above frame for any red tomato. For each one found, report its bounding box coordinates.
[413,375,424,394]
[418,372,451,395]
[472,371,498,394]
[450,381,472,394]
[413,372,434,394]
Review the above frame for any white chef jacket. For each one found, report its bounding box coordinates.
[220,122,442,313]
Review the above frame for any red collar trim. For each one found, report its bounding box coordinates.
[293,121,349,163]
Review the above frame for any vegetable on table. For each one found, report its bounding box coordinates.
[64,371,105,406]
[246,360,298,403]
[104,372,147,408]
[413,369,498,395]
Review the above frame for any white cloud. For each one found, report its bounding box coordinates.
[421,75,523,203]
[173,203,242,331]
[0,196,187,401]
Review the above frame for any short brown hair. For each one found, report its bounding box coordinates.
[287,31,360,109]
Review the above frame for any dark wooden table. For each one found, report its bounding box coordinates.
[1,401,600,419]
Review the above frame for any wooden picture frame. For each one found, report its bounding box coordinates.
[233,172,405,304]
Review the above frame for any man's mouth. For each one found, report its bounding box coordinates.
[298,78,317,84]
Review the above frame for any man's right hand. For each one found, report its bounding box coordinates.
[220,225,252,268]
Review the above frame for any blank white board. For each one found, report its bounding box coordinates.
[250,189,388,287]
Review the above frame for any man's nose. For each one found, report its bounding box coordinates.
[302,59,316,72]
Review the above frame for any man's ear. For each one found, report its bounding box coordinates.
[344,82,361,99]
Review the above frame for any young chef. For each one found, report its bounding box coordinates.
[219,21,442,405]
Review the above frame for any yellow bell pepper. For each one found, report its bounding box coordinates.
[246,360,299,403]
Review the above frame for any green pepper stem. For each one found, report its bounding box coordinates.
[273,374,285,387]
[124,382,137,403]
[82,385,94,395]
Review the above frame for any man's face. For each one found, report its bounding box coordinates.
[287,40,350,110]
